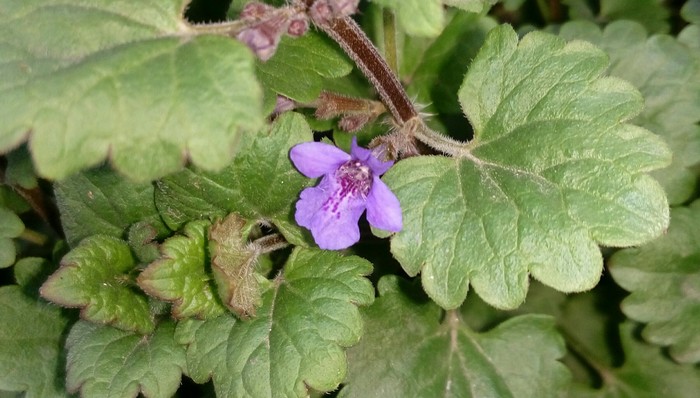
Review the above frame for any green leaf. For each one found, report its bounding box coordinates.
[340,276,571,398]
[385,25,671,309]
[40,235,154,334]
[4,146,38,189]
[608,200,700,363]
[371,0,445,37]
[208,213,267,319]
[569,323,700,398]
[137,220,226,320]
[0,286,72,397]
[406,12,497,115]
[257,33,353,106]
[559,20,700,205]
[0,207,24,268]
[442,0,498,13]
[175,248,374,397]
[66,320,186,398]
[55,167,169,247]
[599,0,670,34]
[681,0,700,24]
[0,0,263,181]
[155,112,313,242]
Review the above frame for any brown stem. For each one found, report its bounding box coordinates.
[312,16,417,124]
[254,233,290,254]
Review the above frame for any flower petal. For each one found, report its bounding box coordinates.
[290,142,351,178]
[295,176,366,250]
[350,137,393,176]
[366,177,402,232]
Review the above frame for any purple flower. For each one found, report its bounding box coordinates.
[290,138,402,250]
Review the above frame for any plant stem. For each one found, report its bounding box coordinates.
[383,8,398,74]
[188,20,248,36]
[20,229,48,246]
[254,233,290,254]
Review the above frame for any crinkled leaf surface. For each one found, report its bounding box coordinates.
[0,207,24,268]
[55,166,169,247]
[66,320,186,398]
[155,112,313,244]
[559,21,700,205]
[175,248,374,397]
[257,33,352,108]
[0,286,71,398]
[40,235,154,334]
[340,276,570,398]
[137,220,226,319]
[0,0,263,181]
[569,323,700,398]
[384,25,671,309]
[608,200,700,363]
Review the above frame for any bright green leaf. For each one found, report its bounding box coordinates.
[443,0,498,13]
[0,286,72,397]
[569,323,700,398]
[608,200,700,363]
[0,0,263,181]
[65,320,186,398]
[155,112,313,243]
[175,248,374,397]
[559,20,700,205]
[340,276,571,398]
[138,220,226,319]
[385,25,671,309]
[371,0,445,37]
[40,235,154,334]
[55,167,169,247]
[257,32,353,106]
[0,207,24,268]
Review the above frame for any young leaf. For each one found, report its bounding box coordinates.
[0,286,72,397]
[569,323,700,397]
[55,167,169,247]
[559,20,700,205]
[155,112,313,242]
[257,32,353,108]
[0,207,24,268]
[175,248,374,397]
[66,320,186,398]
[40,235,155,334]
[208,213,266,319]
[0,0,263,181]
[608,200,700,364]
[384,25,671,309]
[340,276,571,398]
[137,220,226,320]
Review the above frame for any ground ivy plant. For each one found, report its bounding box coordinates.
[1,0,699,397]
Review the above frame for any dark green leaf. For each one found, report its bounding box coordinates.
[0,207,24,268]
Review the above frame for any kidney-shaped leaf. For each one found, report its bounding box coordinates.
[0,0,263,181]
[340,276,571,398]
[609,200,700,364]
[175,248,374,397]
[384,25,671,309]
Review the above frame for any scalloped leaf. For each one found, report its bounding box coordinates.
[340,276,571,398]
[569,323,700,398]
[384,25,671,309]
[55,166,169,247]
[0,0,263,181]
[559,20,700,205]
[608,200,700,363]
[40,235,154,334]
[0,286,72,397]
[0,207,24,268]
[175,248,374,397]
[65,320,186,398]
[155,112,313,244]
[137,220,226,319]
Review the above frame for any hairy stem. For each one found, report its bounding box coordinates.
[254,233,290,254]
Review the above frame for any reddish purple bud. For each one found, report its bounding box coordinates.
[237,15,288,61]
[339,114,373,133]
[329,0,359,17]
[240,2,276,20]
[273,95,297,114]
[287,16,309,37]
[309,0,333,24]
